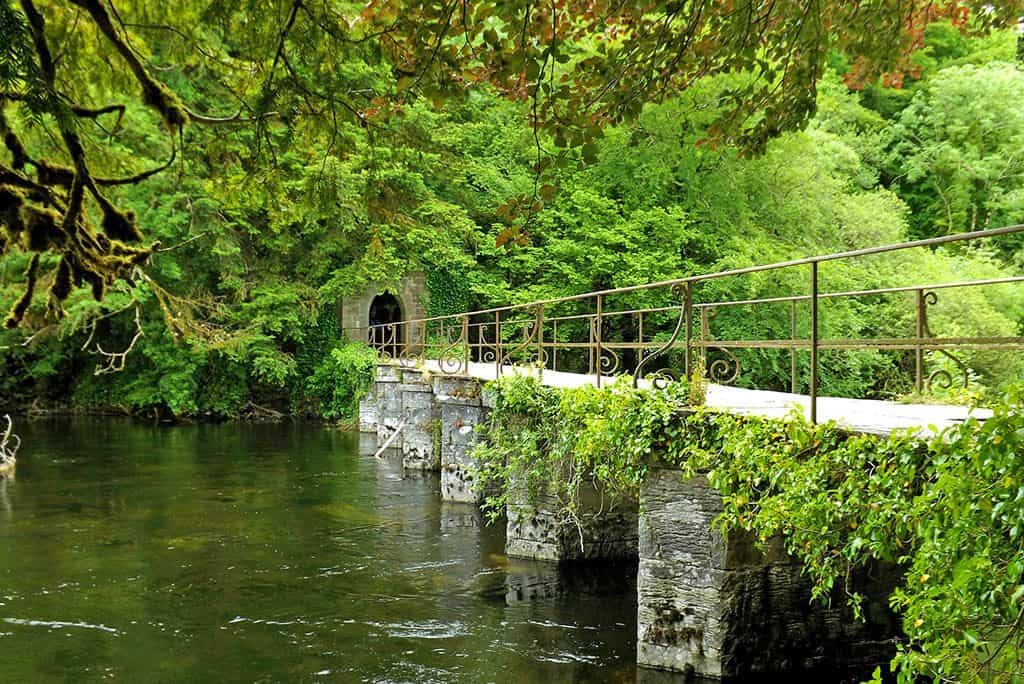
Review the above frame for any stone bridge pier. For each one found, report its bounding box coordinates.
[637,470,900,680]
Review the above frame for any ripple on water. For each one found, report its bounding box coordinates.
[3,617,120,635]
[366,619,469,640]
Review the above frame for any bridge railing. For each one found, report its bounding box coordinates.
[345,225,1024,422]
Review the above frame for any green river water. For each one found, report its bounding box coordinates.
[0,421,652,683]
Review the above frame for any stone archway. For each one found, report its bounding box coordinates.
[368,293,403,356]
[339,272,428,351]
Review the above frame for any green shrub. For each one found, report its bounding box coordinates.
[304,342,376,421]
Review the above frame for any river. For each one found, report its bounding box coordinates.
[0,420,649,682]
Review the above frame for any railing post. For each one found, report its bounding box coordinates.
[536,305,544,383]
[552,320,558,372]
[684,283,693,381]
[810,262,819,424]
[915,288,925,394]
[462,315,470,374]
[637,311,644,360]
[699,305,709,377]
[595,295,603,388]
[495,311,502,377]
[790,299,798,394]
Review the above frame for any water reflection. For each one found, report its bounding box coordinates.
[0,475,11,520]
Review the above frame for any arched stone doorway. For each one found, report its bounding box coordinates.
[339,272,428,352]
[368,293,403,356]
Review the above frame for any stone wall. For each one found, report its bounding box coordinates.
[637,469,900,680]
[340,271,428,344]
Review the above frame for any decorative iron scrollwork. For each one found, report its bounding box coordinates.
[478,323,498,364]
[398,321,420,366]
[925,351,970,392]
[599,347,621,376]
[500,305,544,369]
[644,368,678,390]
[436,315,469,375]
[633,283,688,387]
[372,324,399,362]
[921,291,970,391]
[707,347,741,385]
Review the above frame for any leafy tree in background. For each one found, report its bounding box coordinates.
[0,2,1022,417]
[886,62,1024,247]
[2,0,1022,314]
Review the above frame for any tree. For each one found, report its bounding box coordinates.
[0,0,1021,329]
[885,62,1024,248]
[371,0,1023,150]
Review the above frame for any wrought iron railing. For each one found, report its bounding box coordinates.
[345,225,1024,422]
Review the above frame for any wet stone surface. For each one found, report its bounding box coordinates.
[506,481,639,563]
[438,385,486,503]
[396,368,439,471]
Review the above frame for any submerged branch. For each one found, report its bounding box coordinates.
[0,415,20,464]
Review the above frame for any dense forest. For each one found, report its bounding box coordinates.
[1,7,1023,420]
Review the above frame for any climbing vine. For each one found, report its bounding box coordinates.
[426,267,471,318]
[473,375,1024,683]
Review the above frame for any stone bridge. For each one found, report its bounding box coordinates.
[350,226,1022,680]
[357,361,986,680]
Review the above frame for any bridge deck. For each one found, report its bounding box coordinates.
[413,360,990,436]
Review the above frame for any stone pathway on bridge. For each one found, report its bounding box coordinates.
[412,359,990,436]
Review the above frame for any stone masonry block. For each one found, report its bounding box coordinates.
[506,478,638,562]
[637,468,900,680]
[400,373,440,471]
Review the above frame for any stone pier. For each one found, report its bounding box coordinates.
[433,375,487,503]
[637,469,900,680]
[397,368,439,470]
[369,365,402,446]
[505,480,639,562]
[360,365,489,500]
